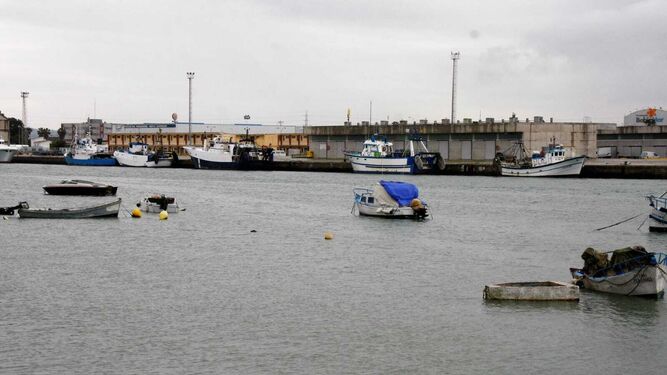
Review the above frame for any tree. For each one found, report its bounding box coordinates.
[37,127,51,139]
[57,127,66,140]
[8,118,24,144]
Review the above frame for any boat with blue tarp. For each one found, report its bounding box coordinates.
[352,180,429,219]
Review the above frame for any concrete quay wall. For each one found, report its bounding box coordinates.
[305,122,606,161]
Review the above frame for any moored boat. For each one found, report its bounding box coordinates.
[352,180,429,219]
[0,137,18,163]
[64,132,116,166]
[185,133,273,170]
[570,246,667,297]
[646,192,667,232]
[139,194,180,213]
[43,180,117,196]
[113,142,174,168]
[18,199,121,219]
[345,133,445,174]
[499,138,585,177]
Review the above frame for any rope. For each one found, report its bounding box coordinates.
[594,213,644,231]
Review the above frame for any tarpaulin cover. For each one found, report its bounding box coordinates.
[379,180,419,207]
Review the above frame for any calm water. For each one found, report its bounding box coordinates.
[1,164,666,374]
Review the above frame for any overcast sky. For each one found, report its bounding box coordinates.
[1,0,665,129]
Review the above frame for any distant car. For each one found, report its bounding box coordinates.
[641,151,659,159]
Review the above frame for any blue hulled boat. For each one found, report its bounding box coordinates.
[64,133,116,166]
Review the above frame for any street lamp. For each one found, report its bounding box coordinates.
[186,72,195,145]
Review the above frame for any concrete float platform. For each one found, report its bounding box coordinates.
[483,281,580,301]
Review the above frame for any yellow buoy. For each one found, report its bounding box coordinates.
[131,207,142,218]
[324,231,334,240]
[159,210,169,220]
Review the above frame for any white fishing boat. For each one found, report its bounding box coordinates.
[345,133,445,174]
[646,192,667,232]
[500,139,585,177]
[570,246,667,297]
[139,194,180,213]
[352,180,429,219]
[114,142,174,168]
[185,133,273,170]
[0,137,19,163]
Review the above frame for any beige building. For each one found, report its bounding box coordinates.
[0,112,8,141]
[106,122,308,156]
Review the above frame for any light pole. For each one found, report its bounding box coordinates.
[21,91,29,144]
[186,72,195,145]
[450,52,460,124]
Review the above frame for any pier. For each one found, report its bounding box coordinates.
[10,155,667,178]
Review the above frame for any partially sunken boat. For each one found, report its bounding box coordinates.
[352,180,429,219]
[570,246,667,297]
[42,180,117,196]
[484,281,580,301]
[18,199,121,219]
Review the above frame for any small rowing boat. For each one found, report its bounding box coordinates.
[18,199,121,219]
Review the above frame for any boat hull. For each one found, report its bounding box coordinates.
[573,265,667,297]
[0,149,17,162]
[114,151,149,167]
[347,153,444,174]
[18,199,121,219]
[65,154,117,166]
[501,156,585,177]
[190,155,272,170]
[43,185,117,196]
[145,158,173,168]
[648,206,667,232]
[355,202,426,219]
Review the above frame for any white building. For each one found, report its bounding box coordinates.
[623,108,666,126]
[30,137,51,152]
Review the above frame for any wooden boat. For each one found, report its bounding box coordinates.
[42,180,117,196]
[352,180,429,219]
[483,281,579,301]
[570,246,667,297]
[18,199,121,219]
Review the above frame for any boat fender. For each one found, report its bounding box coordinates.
[159,210,168,220]
[131,207,142,218]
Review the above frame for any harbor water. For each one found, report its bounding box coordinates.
[1,164,666,374]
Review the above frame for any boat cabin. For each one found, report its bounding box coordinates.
[360,137,394,158]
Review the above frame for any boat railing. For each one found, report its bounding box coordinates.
[647,193,667,210]
[353,188,373,202]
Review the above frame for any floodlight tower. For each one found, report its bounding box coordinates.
[21,91,29,144]
[450,51,460,124]
[186,72,195,145]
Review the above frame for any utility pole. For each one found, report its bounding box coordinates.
[304,111,308,127]
[451,51,460,124]
[21,91,29,144]
[186,72,195,145]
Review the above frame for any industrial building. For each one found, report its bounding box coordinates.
[0,112,9,141]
